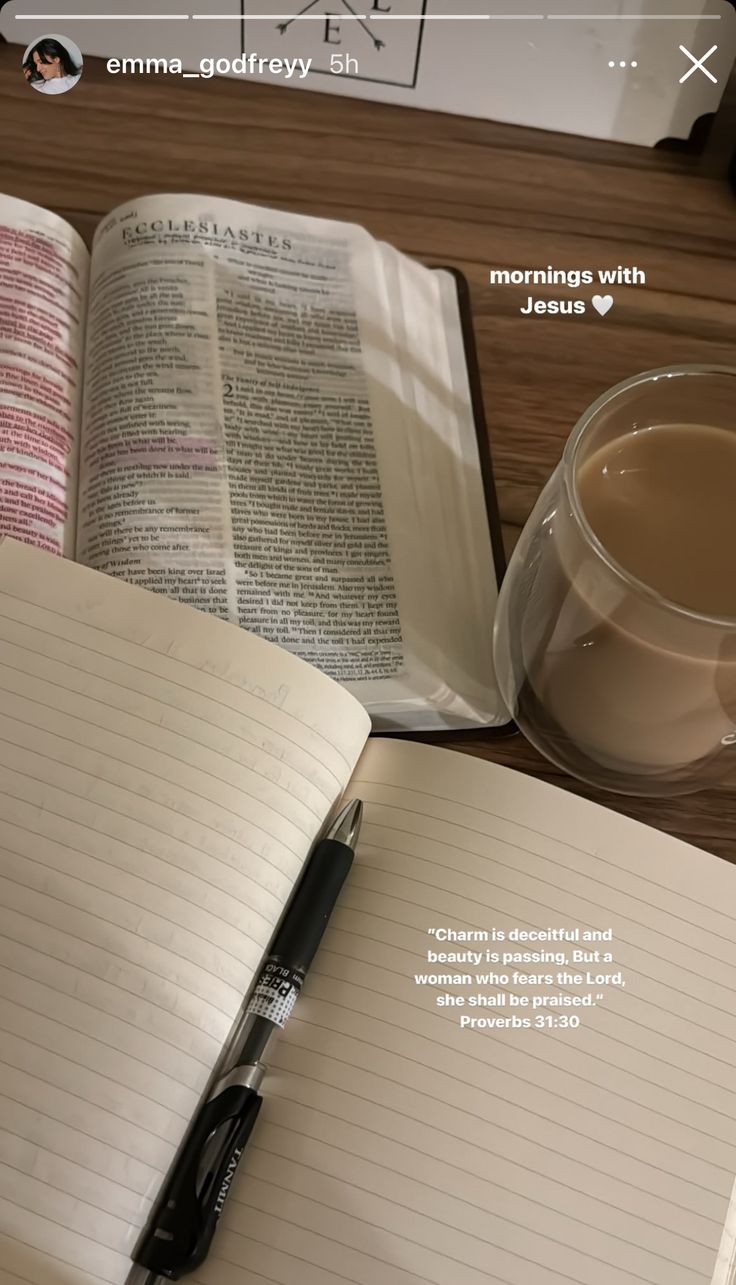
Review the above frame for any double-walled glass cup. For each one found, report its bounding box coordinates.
[492,366,736,796]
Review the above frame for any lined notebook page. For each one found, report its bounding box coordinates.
[207,738,736,1285]
[0,538,370,1285]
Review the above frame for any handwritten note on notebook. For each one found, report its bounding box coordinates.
[0,539,369,1285]
[206,739,736,1285]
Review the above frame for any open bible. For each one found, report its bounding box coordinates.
[1,539,736,1285]
[0,191,505,733]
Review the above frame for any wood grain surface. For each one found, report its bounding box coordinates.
[1,42,735,857]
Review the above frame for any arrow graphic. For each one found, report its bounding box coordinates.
[276,0,385,50]
[276,0,321,35]
[340,0,385,49]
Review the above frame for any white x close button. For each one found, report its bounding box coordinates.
[679,44,718,84]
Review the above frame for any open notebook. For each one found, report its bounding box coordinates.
[1,537,736,1285]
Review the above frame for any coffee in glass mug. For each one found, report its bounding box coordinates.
[492,367,736,795]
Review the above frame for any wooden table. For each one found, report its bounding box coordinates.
[2,42,735,858]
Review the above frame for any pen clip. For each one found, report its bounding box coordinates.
[134,1084,262,1279]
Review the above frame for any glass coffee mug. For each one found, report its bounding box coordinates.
[492,366,736,796]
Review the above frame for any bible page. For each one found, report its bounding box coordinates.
[357,246,503,730]
[0,537,370,1285]
[75,194,502,732]
[0,194,88,558]
[208,737,736,1285]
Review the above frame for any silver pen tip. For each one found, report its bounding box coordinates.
[125,1267,162,1285]
[328,799,363,849]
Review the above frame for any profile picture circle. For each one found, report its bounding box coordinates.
[22,34,83,95]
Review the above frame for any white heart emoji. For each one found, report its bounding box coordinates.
[592,294,614,316]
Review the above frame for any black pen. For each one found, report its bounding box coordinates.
[130,798,363,1282]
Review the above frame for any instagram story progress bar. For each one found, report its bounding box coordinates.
[9,5,729,18]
